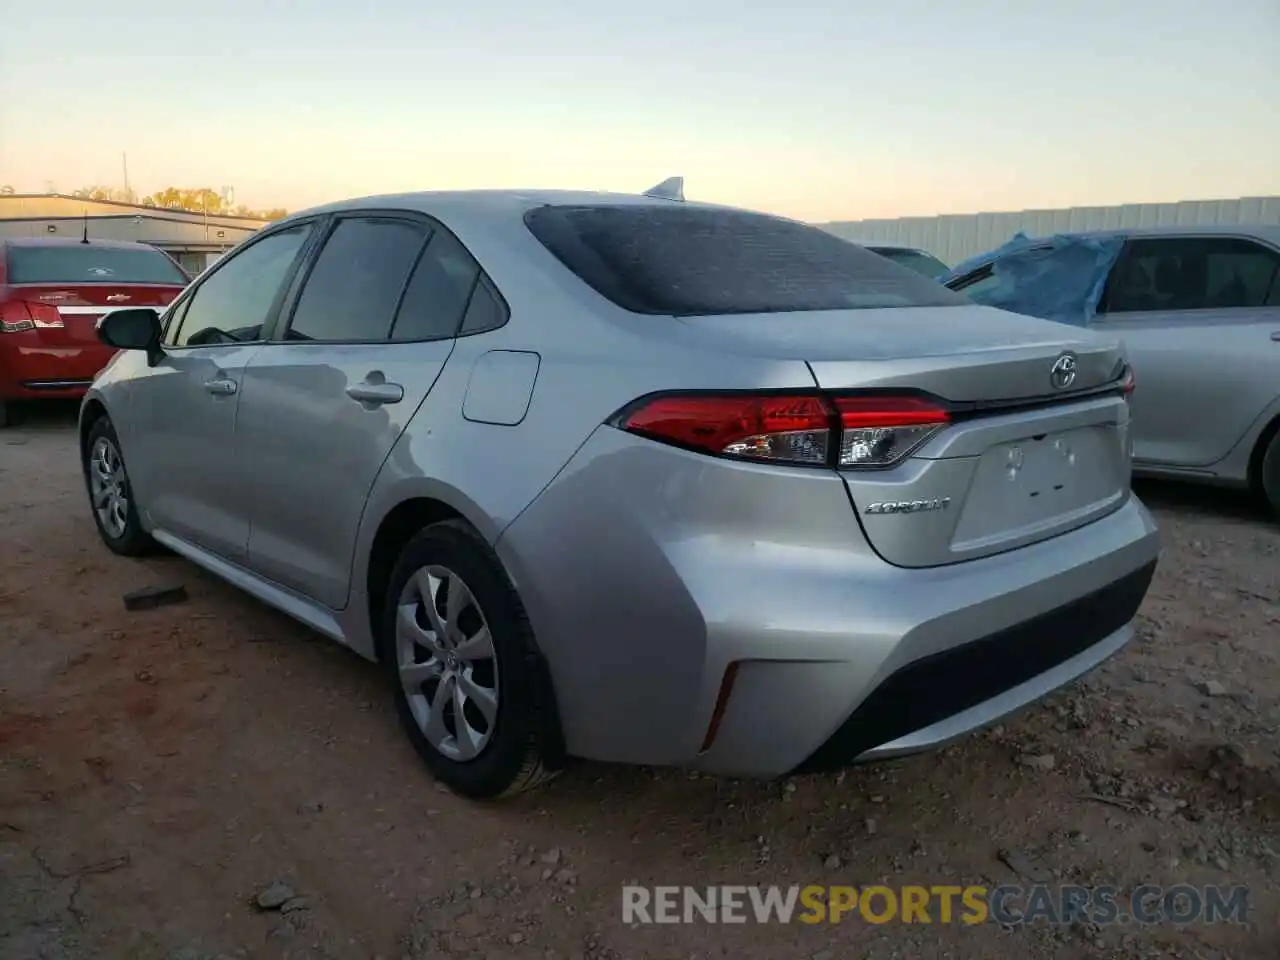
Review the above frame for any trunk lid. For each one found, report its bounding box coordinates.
[675,304,1133,567]
[17,284,184,346]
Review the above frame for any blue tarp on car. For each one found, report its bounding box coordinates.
[938,232,1126,327]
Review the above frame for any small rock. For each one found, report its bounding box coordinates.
[823,854,841,869]
[865,818,877,835]
[541,868,554,880]
[299,801,324,815]
[783,781,797,794]
[553,869,576,885]
[255,881,295,911]
[509,932,526,945]
[470,887,483,899]
[279,897,309,914]
[540,848,563,865]
[869,794,885,804]
[1018,753,1056,771]
[1196,679,1228,697]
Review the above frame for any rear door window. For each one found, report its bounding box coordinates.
[7,244,189,284]
[286,217,430,342]
[524,205,968,316]
[1103,237,1280,313]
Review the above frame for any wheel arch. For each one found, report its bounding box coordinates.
[78,396,110,460]
[361,492,569,770]
[1248,410,1280,501]
[364,496,466,657]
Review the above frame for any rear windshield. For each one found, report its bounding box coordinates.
[868,246,950,279]
[6,245,189,284]
[523,205,968,316]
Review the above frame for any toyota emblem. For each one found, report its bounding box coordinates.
[1050,353,1078,390]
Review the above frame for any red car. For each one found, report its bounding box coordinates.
[0,237,190,426]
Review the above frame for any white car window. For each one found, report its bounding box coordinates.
[1104,237,1280,313]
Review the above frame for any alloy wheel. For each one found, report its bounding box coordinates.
[89,436,130,539]
[396,565,500,761]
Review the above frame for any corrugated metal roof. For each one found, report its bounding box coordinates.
[819,196,1280,267]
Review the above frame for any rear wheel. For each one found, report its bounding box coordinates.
[1260,430,1280,519]
[382,520,559,799]
[82,416,155,556]
[0,400,13,429]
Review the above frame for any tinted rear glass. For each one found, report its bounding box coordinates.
[524,205,967,316]
[7,245,189,284]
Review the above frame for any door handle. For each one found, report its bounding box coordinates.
[346,379,404,406]
[203,377,237,396]
[1271,331,1280,342]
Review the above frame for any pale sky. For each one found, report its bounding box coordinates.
[1,0,1276,222]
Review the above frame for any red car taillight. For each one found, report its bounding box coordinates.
[617,393,950,469]
[0,300,64,333]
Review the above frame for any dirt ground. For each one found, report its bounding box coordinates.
[2,405,1277,960]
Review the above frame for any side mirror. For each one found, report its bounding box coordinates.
[97,308,164,366]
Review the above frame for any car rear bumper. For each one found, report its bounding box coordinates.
[496,426,1160,777]
[1,337,115,400]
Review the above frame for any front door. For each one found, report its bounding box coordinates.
[1093,234,1280,468]
[235,214,489,609]
[124,223,316,561]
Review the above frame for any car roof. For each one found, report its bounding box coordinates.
[276,188,763,229]
[1020,223,1280,243]
[0,236,166,251]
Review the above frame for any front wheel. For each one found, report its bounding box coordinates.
[82,416,155,556]
[382,520,560,799]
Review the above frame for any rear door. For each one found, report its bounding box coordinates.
[235,211,497,609]
[1090,234,1280,468]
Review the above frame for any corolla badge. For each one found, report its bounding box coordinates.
[1050,352,1078,390]
[864,498,951,515]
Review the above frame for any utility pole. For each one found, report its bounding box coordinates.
[122,153,131,202]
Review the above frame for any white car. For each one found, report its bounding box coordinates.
[943,225,1280,514]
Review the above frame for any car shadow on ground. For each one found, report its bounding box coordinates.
[1133,477,1268,524]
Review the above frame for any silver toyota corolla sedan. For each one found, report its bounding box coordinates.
[79,184,1160,799]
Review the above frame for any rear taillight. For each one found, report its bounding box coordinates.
[831,395,950,467]
[617,393,950,469]
[0,300,63,333]
[1120,365,1135,400]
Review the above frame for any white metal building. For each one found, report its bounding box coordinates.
[0,195,268,277]
[819,195,1280,268]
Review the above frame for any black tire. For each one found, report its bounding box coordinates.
[381,519,561,799]
[1260,429,1280,520]
[82,416,156,556]
[0,400,13,429]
